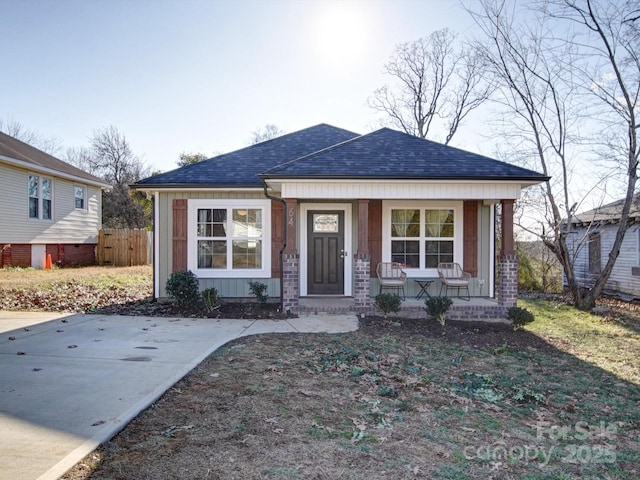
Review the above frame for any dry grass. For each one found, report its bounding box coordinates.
[64,299,640,480]
[0,265,151,289]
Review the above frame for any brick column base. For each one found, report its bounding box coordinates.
[353,253,371,309]
[498,254,518,308]
[282,253,299,312]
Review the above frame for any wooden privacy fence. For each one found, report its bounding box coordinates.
[97,229,153,266]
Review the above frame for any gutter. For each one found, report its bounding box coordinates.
[262,180,287,312]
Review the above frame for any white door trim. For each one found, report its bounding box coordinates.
[300,203,353,296]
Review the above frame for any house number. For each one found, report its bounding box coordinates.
[288,207,295,226]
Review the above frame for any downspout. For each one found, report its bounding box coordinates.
[262,180,286,311]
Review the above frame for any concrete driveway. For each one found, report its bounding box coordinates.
[0,311,358,480]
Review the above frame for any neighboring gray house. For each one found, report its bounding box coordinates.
[567,196,640,299]
[133,124,548,316]
[0,132,111,268]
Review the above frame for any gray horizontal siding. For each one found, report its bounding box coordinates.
[568,224,640,298]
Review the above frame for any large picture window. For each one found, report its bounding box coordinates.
[383,201,462,276]
[28,174,52,220]
[188,199,271,278]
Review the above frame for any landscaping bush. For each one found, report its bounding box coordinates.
[374,293,402,319]
[202,287,221,312]
[166,270,199,307]
[425,296,453,327]
[507,306,535,330]
[248,280,268,304]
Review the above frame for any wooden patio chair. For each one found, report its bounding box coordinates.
[376,262,407,300]
[437,262,471,300]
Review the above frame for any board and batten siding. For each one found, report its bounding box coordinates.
[280,181,523,200]
[157,190,280,298]
[0,163,102,244]
[569,223,640,298]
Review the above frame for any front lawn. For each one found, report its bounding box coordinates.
[63,297,639,480]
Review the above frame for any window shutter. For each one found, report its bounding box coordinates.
[463,200,478,277]
[271,200,283,278]
[172,199,188,272]
[368,200,382,276]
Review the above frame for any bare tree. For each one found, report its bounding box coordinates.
[250,124,285,145]
[176,152,208,167]
[87,126,152,229]
[469,0,640,310]
[0,117,61,154]
[369,29,492,144]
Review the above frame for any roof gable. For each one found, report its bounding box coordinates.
[0,132,108,187]
[134,124,360,188]
[261,128,548,181]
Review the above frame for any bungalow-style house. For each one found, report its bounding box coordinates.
[132,125,548,318]
[0,132,111,268]
[566,195,640,300]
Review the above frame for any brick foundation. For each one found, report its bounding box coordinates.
[353,253,371,308]
[498,254,518,308]
[282,253,299,312]
[0,243,96,268]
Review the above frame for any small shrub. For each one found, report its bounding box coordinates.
[166,270,199,307]
[202,287,221,312]
[374,293,402,319]
[507,306,535,330]
[248,280,268,304]
[425,296,453,327]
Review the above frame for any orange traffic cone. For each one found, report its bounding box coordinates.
[45,254,52,270]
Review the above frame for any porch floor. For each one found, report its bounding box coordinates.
[296,296,502,320]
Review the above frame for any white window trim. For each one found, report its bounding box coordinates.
[74,185,87,210]
[28,173,54,221]
[187,199,271,278]
[382,200,463,278]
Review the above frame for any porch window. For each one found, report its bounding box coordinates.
[188,199,271,278]
[383,201,462,276]
[28,174,52,220]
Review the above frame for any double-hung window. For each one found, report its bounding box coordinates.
[383,201,462,276]
[28,174,52,220]
[74,186,86,209]
[188,199,271,278]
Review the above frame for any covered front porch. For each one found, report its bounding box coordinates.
[279,195,518,320]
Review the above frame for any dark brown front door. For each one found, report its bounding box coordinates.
[307,210,345,295]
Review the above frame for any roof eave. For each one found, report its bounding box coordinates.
[131,182,265,191]
[0,155,111,189]
[259,174,549,184]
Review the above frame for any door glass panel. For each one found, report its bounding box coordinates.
[313,214,339,233]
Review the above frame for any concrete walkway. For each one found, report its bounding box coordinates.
[0,311,359,480]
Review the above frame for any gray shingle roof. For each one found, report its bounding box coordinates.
[133,124,359,188]
[261,128,548,181]
[133,124,549,189]
[570,195,640,226]
[0,132,109,187]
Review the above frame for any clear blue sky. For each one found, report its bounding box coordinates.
[2,0,487,173]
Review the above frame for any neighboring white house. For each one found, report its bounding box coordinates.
[566,196,640,299]
[0,132,111,268]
